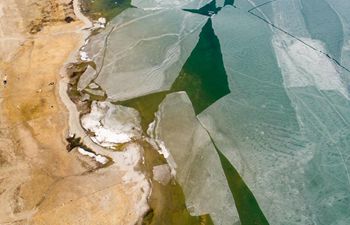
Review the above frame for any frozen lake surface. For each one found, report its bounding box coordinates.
[79,0,350,224]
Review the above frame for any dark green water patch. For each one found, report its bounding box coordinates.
[80,0,132,21]
[140,141,214,225]
[118,18,230,131]
[172,18,230,114]
[224,0,235,6]
[184,0,221,16]
[211,139,269,225]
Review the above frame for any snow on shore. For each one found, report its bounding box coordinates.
[81,101,142,148]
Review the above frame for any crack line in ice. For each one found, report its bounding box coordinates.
[246,0,350,73]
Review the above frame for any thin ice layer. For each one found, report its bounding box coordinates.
[152,92,239,225]
[199,6,313,225]
[92,8,206,101]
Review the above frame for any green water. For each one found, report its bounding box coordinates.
[80,0,132,20]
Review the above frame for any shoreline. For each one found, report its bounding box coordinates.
[0,0,150,224]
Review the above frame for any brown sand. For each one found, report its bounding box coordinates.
[0,1,147,224]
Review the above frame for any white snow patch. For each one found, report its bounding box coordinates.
[273,36,347,97]
[153,164,171,185]
[81,101,142,148]
[77,147,109,164]
[80,51,91,61]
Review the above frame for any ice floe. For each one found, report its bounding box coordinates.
[77,147,109,164]
[152,164,171,185]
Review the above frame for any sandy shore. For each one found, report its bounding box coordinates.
[0,0,148,224]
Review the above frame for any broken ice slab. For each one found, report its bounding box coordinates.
[81,101,142,148]
[151,91,239,225]
[117,17,230,131]
[88,8,207,101]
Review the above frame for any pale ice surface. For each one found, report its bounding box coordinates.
[88,8,207,101]
[78,65,97,91]
[150,92,239,225]
[81,101,142,148]
[324,0,350,85]
[77,147,109,164]
[197,3,350,225]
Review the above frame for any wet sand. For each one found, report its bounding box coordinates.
[0,0,148,224]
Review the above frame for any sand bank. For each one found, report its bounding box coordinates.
[0,0,149,224]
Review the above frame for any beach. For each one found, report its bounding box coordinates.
[0,0,148,224]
